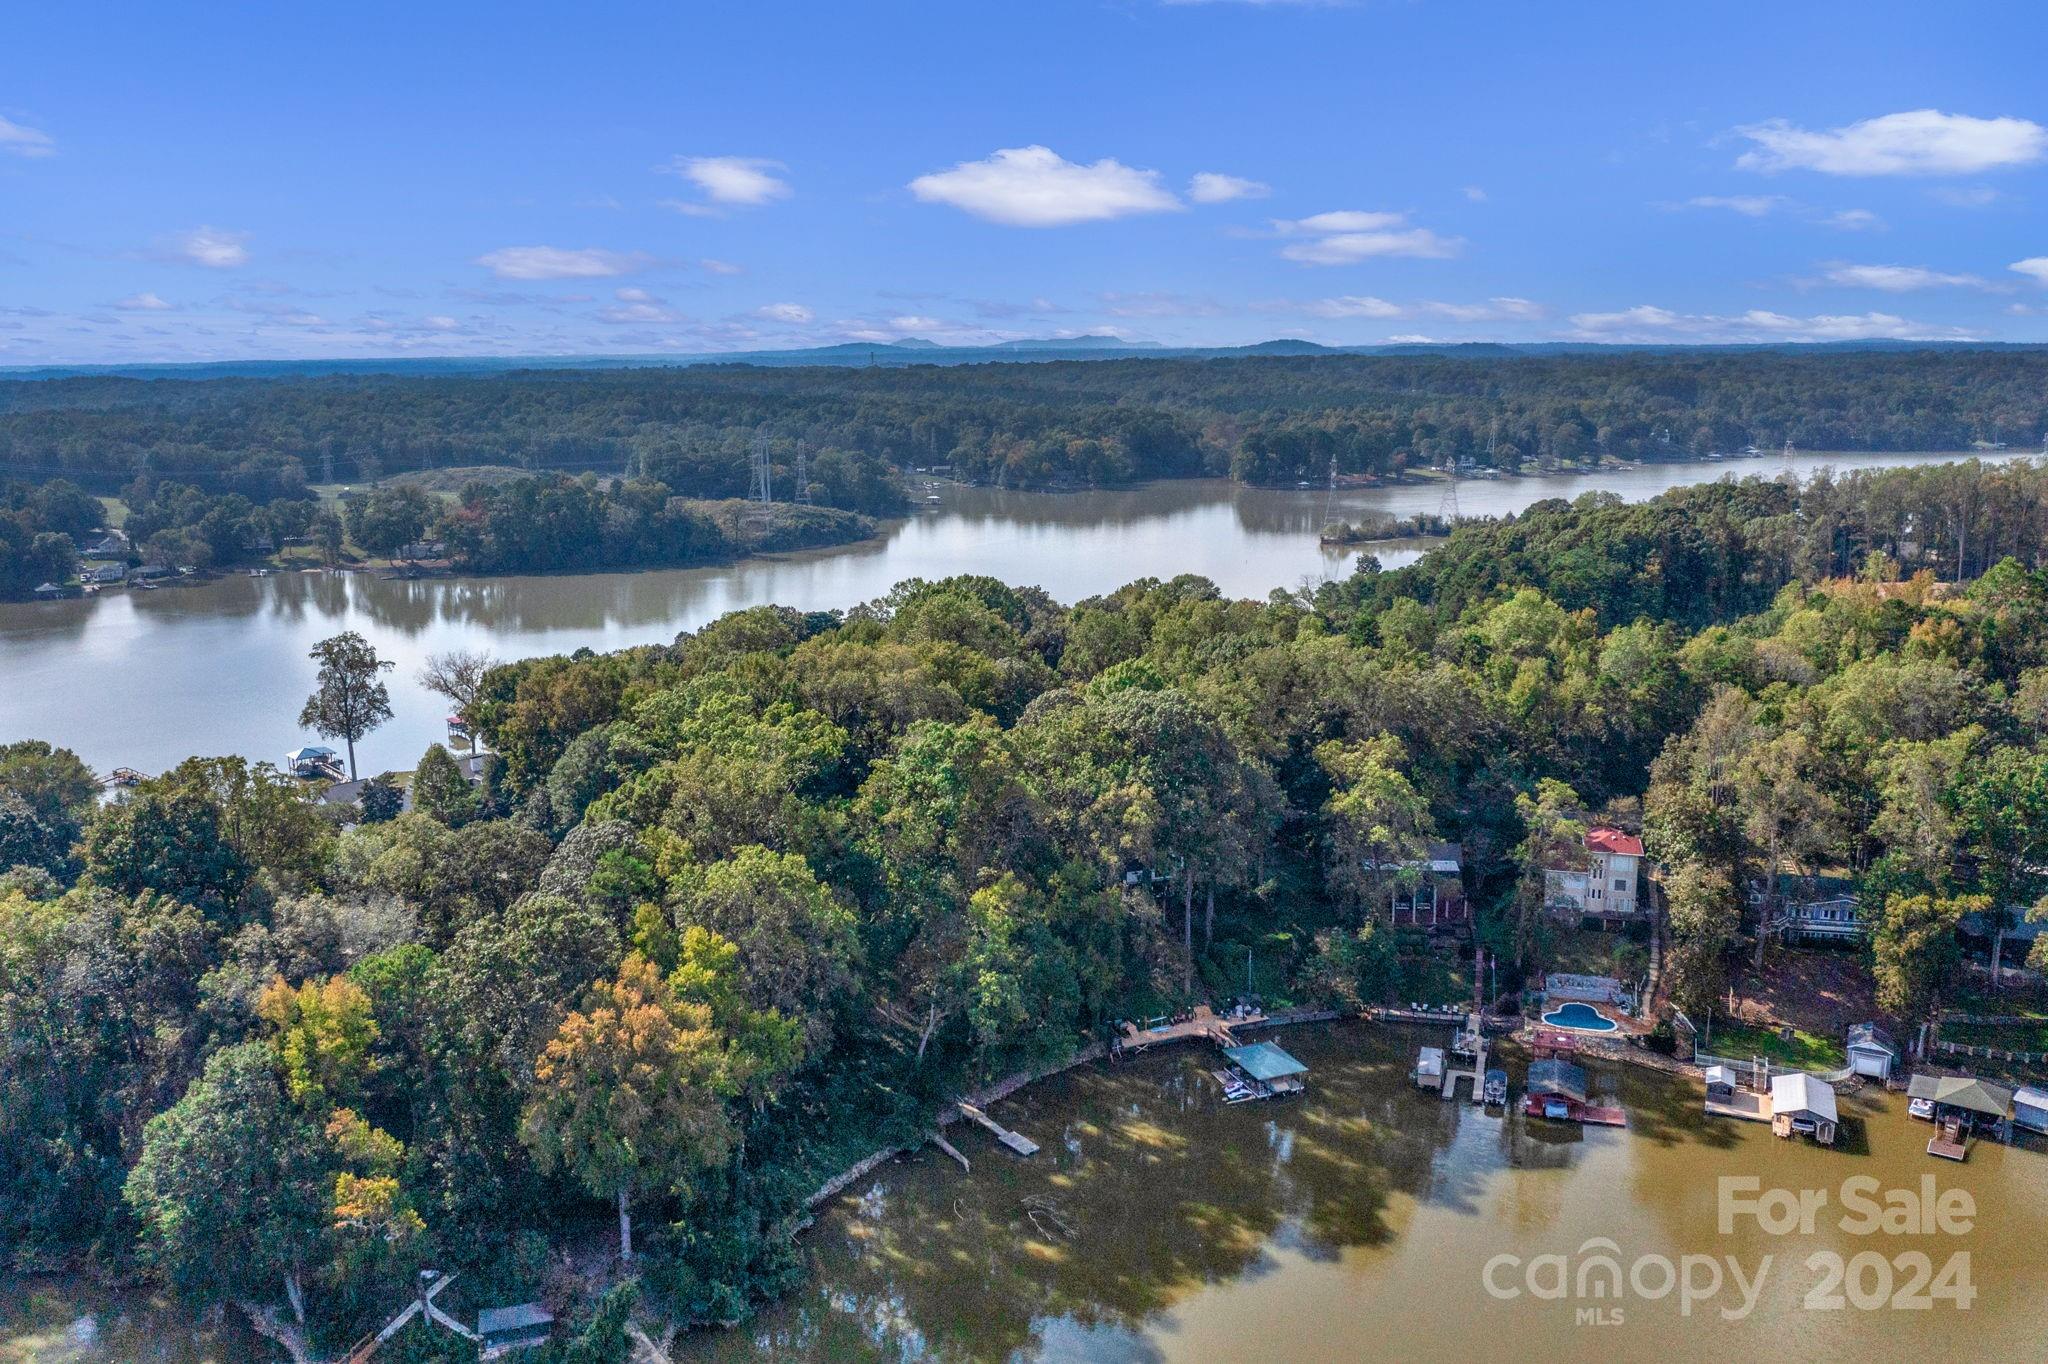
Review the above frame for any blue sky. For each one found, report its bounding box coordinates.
[5,0,2048,363]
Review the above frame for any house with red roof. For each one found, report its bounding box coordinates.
[1544,826,1646,925]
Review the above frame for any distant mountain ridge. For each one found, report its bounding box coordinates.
[5,335,2044,383]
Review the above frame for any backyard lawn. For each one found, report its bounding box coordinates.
[1702,1020,1845,1070]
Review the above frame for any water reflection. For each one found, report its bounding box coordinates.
[684,1023,2048,1364]
[0,453,2021,775]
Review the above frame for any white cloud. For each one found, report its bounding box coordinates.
[1567,302,1974,342]
[1424,296,1546,322]
[1822,263,1984,291]
[1931,185,2000,208]
[114,292,174,311]
[908,146,1181,226]
[1274,210,1461,264]
[700,258,742,276]
[1304,295,1543,321]
[2011,257,2048,285]
[1825,208,1884,231]
[1685,194,1785,217]
[474,246,650,280]
[1736,109,2048,176]
[1306,295,1405,318]
[1462,185,1487,202]
[613,287,658,303]
[662,155,791,208]
[1100,291,1222,317]
[1188,171,1270,203]
[596,300,680,324]
[0,114,54,158]
[421,315,462,331]
[755,302,814,324]
[162,226,250,268]
[889,314,946,332]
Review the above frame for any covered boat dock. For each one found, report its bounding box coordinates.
[1216,1040,1309,1103]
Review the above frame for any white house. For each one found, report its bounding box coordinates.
[1545,827,1645,923]
[2014,1086,2048,1135]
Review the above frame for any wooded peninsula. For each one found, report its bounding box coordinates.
[7,453,2048,1356]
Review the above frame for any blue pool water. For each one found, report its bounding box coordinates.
[1541,1001,1618,1032]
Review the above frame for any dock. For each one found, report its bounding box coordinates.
[1705,1090,1772,1123]
[1440,1013,1488,1104]
[1927,1116,1971,1162]
[1524,1096,1628,1127]
[957,1103,1039,1157]
[1119,1005,1256,1053]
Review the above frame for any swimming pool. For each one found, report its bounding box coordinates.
[1541,1001,1619,1032]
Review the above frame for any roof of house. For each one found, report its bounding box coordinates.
[1703,1064,1737,1087]
[1586,827,1644,857]
[1847,1023,1897,1054]
[1958,911,2045,943]
[1527,1058,1588,1102]
[1907,1073,2014,1117]
[1416,1046,1445,1075]
[2014,1086,2048,1111]
[1222,1041,1308,1082]
[1771,1072,1839,1124]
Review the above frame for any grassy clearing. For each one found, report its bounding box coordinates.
[1704,1020,1844,1070]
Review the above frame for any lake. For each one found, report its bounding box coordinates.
[0,449,2021,776]
[680,1023,2048,1364]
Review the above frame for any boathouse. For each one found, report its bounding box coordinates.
[1414,1045,1445,1092]
[1219,1041,1308,1100]
[1907,1074,2013,1131]
[1704,1064,1738,1103]
[1846,1023,1899,1081]
[2013,1085,2048,1135]
[1769,1072,1839,1145]
[1527,1058,1588,1116]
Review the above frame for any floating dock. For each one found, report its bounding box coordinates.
[957,1102,1039,1156]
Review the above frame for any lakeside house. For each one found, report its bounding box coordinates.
[82,562,128,585]
[1846,1023,1899,1082]
[1748,873,1863,943]
[1383,841,1466,929]
[1544,827,1644,925]
[80,530,129,557]
[1769,1072,1839,1145]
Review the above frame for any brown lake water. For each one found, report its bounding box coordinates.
[680,1023,2048,1364]
[5,1023,2041,1362]
[0,451,2023,777]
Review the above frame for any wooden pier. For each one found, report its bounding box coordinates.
[958,1103,1039,1156]
[1440,1013,1488,1104]
[1119,1005,1255,1053]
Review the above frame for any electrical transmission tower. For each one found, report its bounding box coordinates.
[794,442,811,505]
[749,433,774,505]
[1438,459,1462,524]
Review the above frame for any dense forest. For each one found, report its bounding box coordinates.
[2,350,2045,499]
[0,472,876,599]
[6,458,2048,1357]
